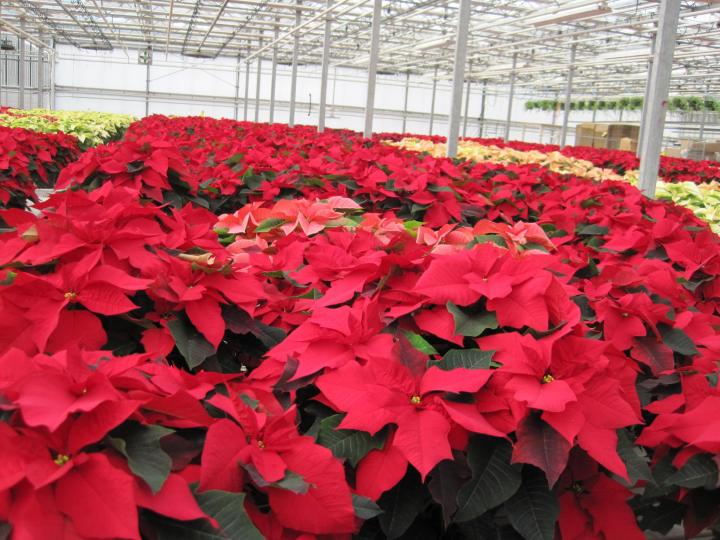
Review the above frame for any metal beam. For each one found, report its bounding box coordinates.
[19,18,25,109]
[254,32,263,122]
[37,33,44,108]
[269,17,279,123]
[503,52,517,142]
[144,55,150,117]
[401,71,410,133]
[243,51,250,121]
[50,37,56,109]
[244,0,356,62]
[638,0,681,196]
[318,0,332,132]
[0,17,57,52]
[289,0,301,127]
[363,0,382,138]
[447,0,471,156]
[478,79,486,137]
[428,66,438,135]
[699,83,709,140]
[233,53,241,120]
[560,42,577,148]
[637,32,656,157]
[462,61,472,138]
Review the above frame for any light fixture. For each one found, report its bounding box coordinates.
[532,4,612,27]
[0,39,15,51]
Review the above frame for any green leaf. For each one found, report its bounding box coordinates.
[404,331,438,355]
[430,349,494,371]
[168,316,216,369]
[665,454,718,489]
[447,302,498,337]
[352,494,384,520]
[317,414,385,466]
[505,467,559,540]
[193,490,264,539]
[243,465,309,494]
[630,496,684,535]
[109,423,173,494]
[254,217,286,233]
[428,458,468,527]
[403,220,423,237]
[617,429,651,484]
[658,324,698,356]
[455,437,521,522]
[378,469,428,539]
[577,224,609,236]
[223,306,287,349]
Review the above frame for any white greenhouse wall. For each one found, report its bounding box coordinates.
[0,44,702,143]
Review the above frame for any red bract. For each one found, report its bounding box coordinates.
[317,341,501,479]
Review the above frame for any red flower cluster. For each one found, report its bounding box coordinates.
[0,126,80,209]
[1,115,719,539]
[378,132,720,184]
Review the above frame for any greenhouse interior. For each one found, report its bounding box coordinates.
[2,1,720,539]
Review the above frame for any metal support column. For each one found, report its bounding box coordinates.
[144,59,150,117]
[0,49,4,106]
[503,52,517,142]
[254,33,263,122]
[428,66,438,135]
[363,0,382,138]
[243,51,250,121]
[462,62,472,138]
[50,38,56,110]
[699,83,709,141]
[19,19,26,109]
[269,17,279,123]
[638,0,681,196]
[560,42,577,148]
[318,0,332,132]
[637,33,656,157]
[446,0,471,157]
[233,54,241,120]
[401,71,410,133]
[289,0,301,127]
[591,90,598,123]
[478,79,486,137]
[37,34,44,108]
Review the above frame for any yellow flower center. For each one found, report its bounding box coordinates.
[542,374,555,384]
[64,291,77,300]
[54,454,70,466]
[257,440,265,449]
[410,394,422,406]
[621,312,629,318]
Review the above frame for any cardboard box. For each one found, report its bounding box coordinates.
[663,147,685,158]
[688,141,720,153]
[607,124,640,150]
[590,124,607,148]
[575,123,597,147]
[618,137,637,152]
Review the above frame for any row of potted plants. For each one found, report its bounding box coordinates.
[379,132,720,184]
[525,96,719,113]
[388,137,720,233]
[0,107,135,149]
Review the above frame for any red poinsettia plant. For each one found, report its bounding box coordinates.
[0,126,80,210]
[0,115,719,540]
